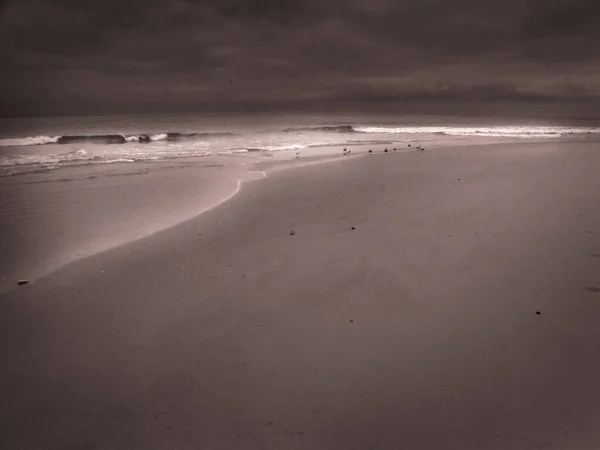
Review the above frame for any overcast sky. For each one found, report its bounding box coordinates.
[1,0,599,117]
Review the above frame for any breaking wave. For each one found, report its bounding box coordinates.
[283,125,357,133]
[57,134,128,144]
[354,126,600,138]
[0,132,237,147]
[2,124,599,149]
[0,135,60,147]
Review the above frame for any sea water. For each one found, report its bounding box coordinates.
[1,112,599,176]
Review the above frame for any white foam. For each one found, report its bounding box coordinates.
[252,144,307,151]
[0,135,60,147]
[150,133,168,141]
[218,149,249,155]
[97,158,135,164]
[354,126,600,138]
[67,149,88,158]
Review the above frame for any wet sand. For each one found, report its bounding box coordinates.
[1,140,600,449]
[0,156,264,293]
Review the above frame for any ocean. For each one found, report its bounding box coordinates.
[1,112,599,176]
[1,112,599,293]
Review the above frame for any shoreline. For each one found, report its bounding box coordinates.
[2,136,595,293]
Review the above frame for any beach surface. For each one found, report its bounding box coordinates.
[2,140,600,449]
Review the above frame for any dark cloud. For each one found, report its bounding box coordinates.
[524,0,600,38]
[0,0,599,116]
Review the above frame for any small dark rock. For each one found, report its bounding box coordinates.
[17,280,29,286]
[536,311,542,315]
[368,149,373,153]
[351,226,356,230]
[289,230,296,236]
[586,286,600,293]
[393,148,397,151]
[408,144,411,147]
[349,319,354,323]
[77,289,82,292]
[458,178,461,181]
[384,148,388,152]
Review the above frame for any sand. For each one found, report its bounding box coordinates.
[0,156,264,293]
[1,140,600,449]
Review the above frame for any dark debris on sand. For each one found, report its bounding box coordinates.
[17,280,29,286]
[585,286,600,293]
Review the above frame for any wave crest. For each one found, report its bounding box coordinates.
[0,131,239,147]
[0,135,60,147]
[354,126,600,138]
[57,135,127,144]
[284,125,356,133]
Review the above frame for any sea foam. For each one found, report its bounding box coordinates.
[354,126,600,138]
[0,136,60,147]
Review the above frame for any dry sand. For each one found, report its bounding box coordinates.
[2,140,600,449]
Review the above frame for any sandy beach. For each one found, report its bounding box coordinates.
[2,140,600,449]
